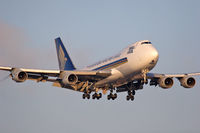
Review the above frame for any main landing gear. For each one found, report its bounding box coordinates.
[92,93,102,100]
[82,93,90,99]
[107,89,117,100]
[82,92,102,100]
[82,84,138,101]
[126,90,135,101]
[107,93,117,100]
[124,81,139,101]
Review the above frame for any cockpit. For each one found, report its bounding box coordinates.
[141,41,152,45]
[125,40,153,55]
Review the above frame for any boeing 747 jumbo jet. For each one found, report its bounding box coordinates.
[0,37,199,101]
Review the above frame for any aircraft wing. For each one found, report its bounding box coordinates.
[0,66,111,82]
[117,72,200,93]
[0,66,60,77]
[147,72,200,78]
[145,72,200,89]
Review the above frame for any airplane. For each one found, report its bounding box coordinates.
[0,37,199,101]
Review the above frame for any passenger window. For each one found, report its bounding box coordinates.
[127,46,134,54]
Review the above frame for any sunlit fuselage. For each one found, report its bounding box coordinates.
[86,40,159,88]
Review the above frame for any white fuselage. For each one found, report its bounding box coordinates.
[85,40,159,88]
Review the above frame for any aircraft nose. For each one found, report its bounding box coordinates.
[152,47,159,61]
[149,47,159,63]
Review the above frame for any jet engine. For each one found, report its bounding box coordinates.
[61,72,78,85]
[178,77,195,88]
[11,69,28,82]
[158,77,174,89]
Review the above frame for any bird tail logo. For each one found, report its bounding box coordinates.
[55,37,76,71]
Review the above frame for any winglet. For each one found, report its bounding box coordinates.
[55,37,76,71]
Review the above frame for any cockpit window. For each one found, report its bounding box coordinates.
[141,42,152,45]
[127,46,134,54]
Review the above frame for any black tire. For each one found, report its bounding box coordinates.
[128,91,131,95]
[132,90,135,95]
[87,94,90,99]
[114,93,117,99]
[92,94,95,99]
[107,95,110,100]
[99,93,102,98]
[126,95,130,101]
[82,94,85,99]
[131,95,134,101]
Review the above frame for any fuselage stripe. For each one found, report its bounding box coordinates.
[93,57,128,71]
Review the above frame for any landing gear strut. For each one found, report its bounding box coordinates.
[82,81,94,100]
[125,81,138,101]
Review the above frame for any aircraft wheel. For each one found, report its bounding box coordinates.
[99,93,102,98]
[114,93,117,99]
[130,95,134,101]
[87,94,90,99]
[93,93,97,99]
[92,94,95,99]
[128,91,131,95]
[132,90,135,95]
[126,95,130,101]
[107,94,111,100]
[82,94,86,99]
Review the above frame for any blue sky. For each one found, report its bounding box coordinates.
[0,0,200,133]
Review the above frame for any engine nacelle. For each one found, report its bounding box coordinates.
[178,77,195,88]
[11,69,28,82]
[158,77,174,89]
[61,72,78,85]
